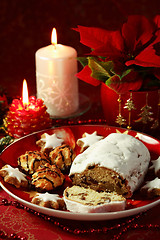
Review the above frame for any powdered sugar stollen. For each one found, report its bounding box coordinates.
[70,133,150,195]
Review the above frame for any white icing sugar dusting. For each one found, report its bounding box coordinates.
[70,133,150,193]
[150,157,160,174]
[41,133,64,149]
[33,192,61,202]
[2,165,27,182]
[141,177,160,191]
[64,198,126,213]
[77,131,103,148]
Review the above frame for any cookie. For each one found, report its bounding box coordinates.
[31,163,65,192]
[36,133,64,155]
[49,144,76,172]
[0,164,28,188]
[149,157,160,178]
[18,150,50,175]
[77,131,103,152]
[141,177,160,198]
[31,192,65,210]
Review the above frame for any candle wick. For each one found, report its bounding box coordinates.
[24,103,28,110]
[52,43,56,49]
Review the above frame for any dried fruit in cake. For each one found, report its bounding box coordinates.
[63,186,126,213]
[17,150,50,175]
[140,177,160,198]
[0,164,28,188]
[70,133,150,198]
[49,144,76,172]
[31,192,65,210]
[31,163,65,192]
[77,131,103,152]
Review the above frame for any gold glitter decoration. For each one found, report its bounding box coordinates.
[135,92,154,125]
[124,92,136,129]
[124,96,136,111]
[115,95,127,126]
[116,114,127,126]
[151,89,160,130]
[151,119,159,129]
[135,105,154,124]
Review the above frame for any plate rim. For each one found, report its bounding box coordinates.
[1,180,160,221]
[0,124,160,221]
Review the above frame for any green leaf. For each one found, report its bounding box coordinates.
[0,135,13,153]
[105,74,120,87]
[120,69,132,79]
[88,58,113,81]
[105,69,143,94]
[77,57,88,67]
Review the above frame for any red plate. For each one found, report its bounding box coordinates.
[0,125,160,221]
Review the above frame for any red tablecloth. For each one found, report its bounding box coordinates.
[0,190,160,240]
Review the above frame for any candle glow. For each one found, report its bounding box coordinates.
[22,79,29,106]
[4,79,52,138]
[51,28,57,45]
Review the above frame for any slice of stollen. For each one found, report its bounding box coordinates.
[63,186,126,213]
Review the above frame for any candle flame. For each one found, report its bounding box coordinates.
[51,28,57,45]
[22,79,29,105]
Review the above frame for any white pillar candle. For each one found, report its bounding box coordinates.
[35,28,79,117]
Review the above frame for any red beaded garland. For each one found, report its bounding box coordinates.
[0,229,27,240]
[0,198,160,240]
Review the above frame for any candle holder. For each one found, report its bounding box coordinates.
[4,96,52,138]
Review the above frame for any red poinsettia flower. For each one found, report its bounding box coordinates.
[75,15,160,94]
[76,65,100,86]
[75,25,125,61]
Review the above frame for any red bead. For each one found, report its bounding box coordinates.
[29,96,36,102]
[102,227,108,233]
[2,199,9,205]
[73,229,81,234]
[63,226,69,232]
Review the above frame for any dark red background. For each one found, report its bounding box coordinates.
[0,0,159,98]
